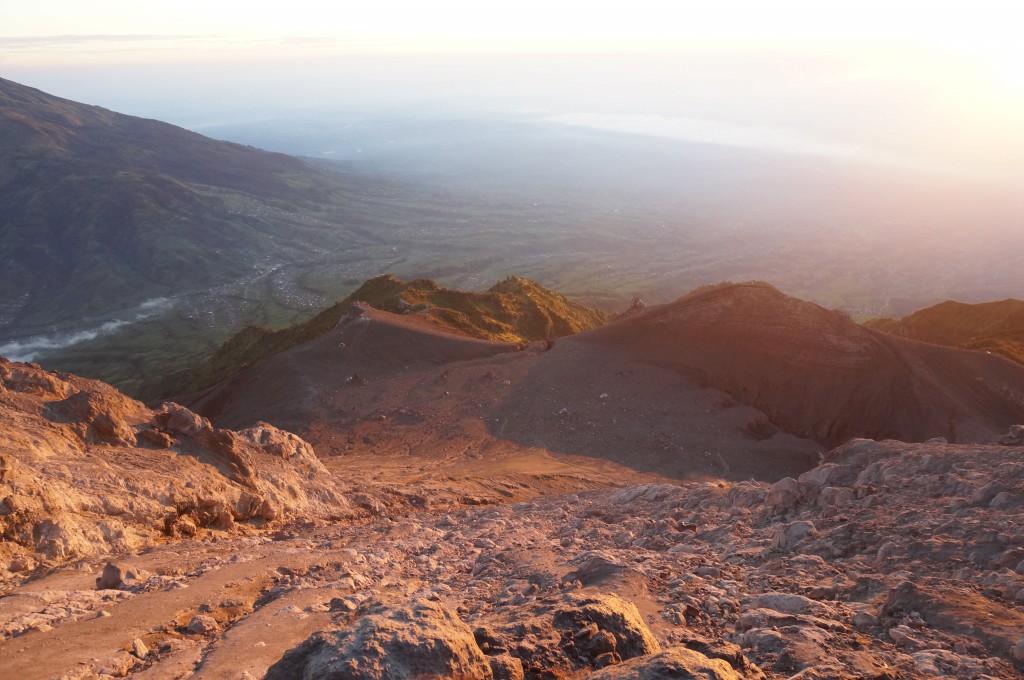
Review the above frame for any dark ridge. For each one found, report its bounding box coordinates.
[169,273,608,396]
[865,298,1024,366]
[582,281,1024,446]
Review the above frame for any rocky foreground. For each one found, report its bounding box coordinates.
[0,358,350,574]
[3,359,1024,678]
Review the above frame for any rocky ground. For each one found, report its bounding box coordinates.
[3,354,1024,678]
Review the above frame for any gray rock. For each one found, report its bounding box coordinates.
[997,424,1024,445]
[748,592,814,615]
[186,614,221,635]
[1013,636,1024,663]
[553,591,661,662]
[585,646,754,679]
[768,477,801,511]
[96,562,149,590]
[971,481,1005,506]
[265,598,493,679]
[771,521,816,551]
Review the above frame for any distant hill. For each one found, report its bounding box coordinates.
[0,77,385,334]
[864,299,1024,366]
[582,282,1024,446]
[173,274,608,395]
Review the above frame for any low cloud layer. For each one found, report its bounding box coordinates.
[0,298,174,362]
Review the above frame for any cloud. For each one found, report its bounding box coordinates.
[0,298,174,362]
[548,112,860,159]
[0,34,202,49]
[546,112,1017,182]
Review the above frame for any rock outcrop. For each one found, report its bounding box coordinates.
[0,359,348,577]
[998,424,1024,446]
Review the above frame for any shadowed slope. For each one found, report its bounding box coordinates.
[866,298,1024,366]
[583,282,1024,446]
[182,289,825,482]
[182,282,1024,480]
[183,303,521,431]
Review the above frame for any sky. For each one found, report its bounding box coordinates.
[2,0,1023,182]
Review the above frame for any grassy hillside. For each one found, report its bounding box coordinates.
[173,274,608,395]
[864,299,1024,366]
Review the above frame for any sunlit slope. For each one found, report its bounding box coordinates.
[865,299,1024,366]
[175,274,608,394]
[0,77,385,332]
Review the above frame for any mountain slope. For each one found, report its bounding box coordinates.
[181,282,1024,480]
[182,299,823,481]
[583,282,1024,446]
[174,274,608,395]
[0,357,349,572]
[0,77,385,334]
[865,298,1024,366]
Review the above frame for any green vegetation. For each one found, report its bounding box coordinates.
[864,299,1024,366]
[172,274,607,396]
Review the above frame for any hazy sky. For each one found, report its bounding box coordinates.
[2,1,1023,182]
[4,1,1024,56]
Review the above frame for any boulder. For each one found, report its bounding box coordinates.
[489,653,525,680]
[47,390,138,447]
[997,424,1024,446]
[771,521,816,551]
[3,366,72,398]
[154,403,213,438]
[131,638,149,659]
[96,562,150,590]
[768,477,801,512]
[585,647,751,679]
[748,592,815,615]
[798,463,853,488]
[1013,636,1024,663]
[139,427,174,448]
[237,422,316,461]
[553,591,661,663]
[265,599,493,679]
